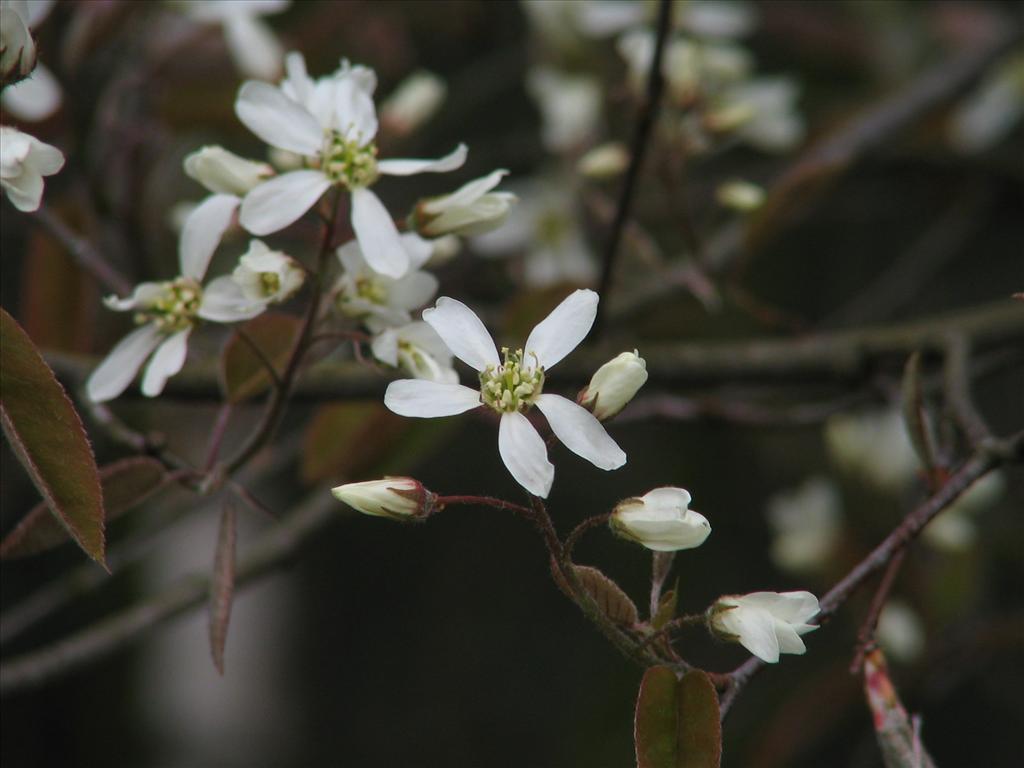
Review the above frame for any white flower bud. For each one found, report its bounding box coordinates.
[184,146,274,196]
[716,180,765,211]
[0,3,36,80]
[577,142,630,179]
[331,477,434,521]
[876,600,925,664]
[580,350,648,421]
[708,591,820,663]
[413,170,516,237]
[0,126,64,212]
[766,476,841,573]
[381,70,446,135]
[610,487,710,552]
[231,240,304,304]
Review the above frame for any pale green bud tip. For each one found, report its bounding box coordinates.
[716,180,765,212]
[579,350,648,421]
[577,142,630,179]
[331,477,434,521]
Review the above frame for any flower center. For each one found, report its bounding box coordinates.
[258,271,281,296]
[135,277,202,333]
[354,275,388,304]
[479,347,544,413]
[321,131,379,188]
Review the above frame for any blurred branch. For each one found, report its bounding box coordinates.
[47,301,1024,400]
[29,205,132,296]
[593,0,673,335]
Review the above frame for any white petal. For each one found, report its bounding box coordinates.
[332,77,378,143]
[421,296,499,372]
[425,169,507,213]
[774,623,808,655]
[141,329,191,397]
[178,193,239,280]
[197,276,266,322]
[234,81,322,155]
[498,411,554,498]
[239,170,330,236]
[370,328,399,366]
[741,591,820,625]
[387,270,438,312]
[104,282,164,312]
[377,143,468,176]
[86,324,163,403]
[0,63,61,122]
[399,232,434,269]
[350,187,409,278]
[384,379,481,417]
[222,15,283,81]
[733,609,781,663]
[535,394,625,470]
[524,289,598,370]
[282,51,314,106]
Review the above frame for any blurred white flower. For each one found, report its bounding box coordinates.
[722,77,804,152]
[709,591,820,663]
[922,470,1006,553]
[184,145,274,197]
[950,52,1024,154]
[333,234,436,332]
[198,239,304,321]
[176,0,289,81]
[579,350,648,421]
[0,0,61,121]
[371,321,457,384]
[766,476,842,573]
[380,70,446,136]
[235,52,466,278]
[716,179,765,211]
[577,142,630,179]
[413,169,516,238]
[610,487,711,552]
[87,195,267,402]
[384,290,625,498]
[520,0,646,50]
[0,125,63,211]
[677,1,755,39]
[826,408,920,493]
[526,67,602,152]
[876,600,925,664]
[332,477,434,521]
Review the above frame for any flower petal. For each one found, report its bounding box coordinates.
[197,276,266,322]
[377,143,468,176]
[741,591,821,625]
[234,80,322,155]
[86,323,164,403]
[141,329,191,397]
[732,608,781,663]
[350,187,409,278]
[384,379,481,417]
[239,170,330,236]
[498,411,554,498]
[535,393,625,470]
[421,296,499,372]
[179,193,239,280]
[0,63,61,122]
[524,288,598,370]
[387,270,438,312]
[222,15,283,81]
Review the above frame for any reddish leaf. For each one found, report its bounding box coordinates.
[652,588,678,631]
[574,565,640,626]
[635,667,722,768]
[0,309,105,566]
[1,457,166,559]
[220,313,301,403]
[300,402,399,484]
[863,649,937,768]
[209,501,238,675]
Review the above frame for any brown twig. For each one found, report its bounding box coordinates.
[29,205,132,296]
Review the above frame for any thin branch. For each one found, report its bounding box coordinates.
[593,0,673,335]
[944,333,993,447]
[29,205,132,295]
[564,513,611,561]
[234,328,282,389]
[849,549,907,673]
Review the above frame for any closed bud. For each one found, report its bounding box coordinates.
[610,487,710,552]
[412,170,516,237]
[716,180,765,212]
[184,146,274,196]
[707,591,819,663]
[381,70,446,136]
[579,350,648,420]
[331,477,435,521]
[577,142,629,179]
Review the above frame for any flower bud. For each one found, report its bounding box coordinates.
[381,70,446,136]
[412,170,516,237]
[707,591,819,663]
[0,5,36,81]
[184,146,274,196]
[610,487,710,552]
[577,142,629,179]
[579,350,648,421]
[231,240,304,304]
[331,477,435,521]
[716,180,765,212]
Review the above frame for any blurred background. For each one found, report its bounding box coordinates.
[1,1,1022,766]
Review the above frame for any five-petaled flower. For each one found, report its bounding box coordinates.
[708,591,820,664]
[384,289,625,498]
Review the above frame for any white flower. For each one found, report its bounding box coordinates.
[826,408,920,493]
[333,234,436,332]
[235,52,467,278]
[380,70,446,136]
[610,487,710,552]
[87,195,267,402]
[412,169,516,238]
[0,125,63,212]
[383,290,625,497]
[526,67,602,152]
[716,179,765,211]
[720,77,804,152]
[1,0,61,122]
[371,321,457,384]
[876,600,925,664]
[577,142,629,179]
[331,477,433,521]
[950,52,1024,153]
[0,0,38,79]
[766,476,842,573]
[176,0,289,81]
[579,350,648,421]
[199,239,304,320]
[677,1,755,39]
[184,145,274,196]
[709,591,820,663]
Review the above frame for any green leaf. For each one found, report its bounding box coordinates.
[0,309,105,566]
[220,313,301,403]
[208,501,237,675]
[573,564,640,626]
[1,457,166,559]
[635,667,722,768]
